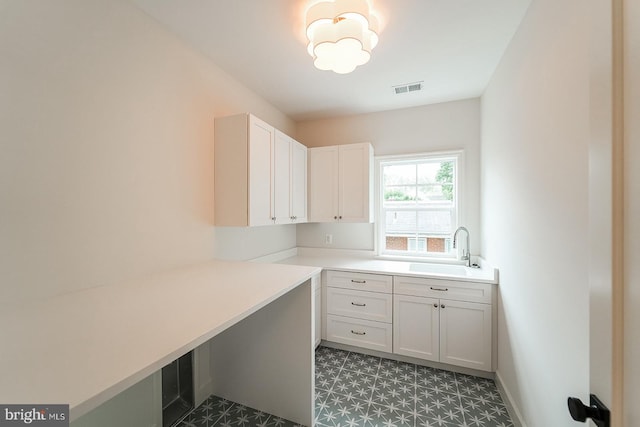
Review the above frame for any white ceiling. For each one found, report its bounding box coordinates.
[131,0,531,121]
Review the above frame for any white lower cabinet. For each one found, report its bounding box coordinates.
[393,294,440,361]
[326,287,392,323]
[326,315,393,352]
[325,270,393,353]
[393,276,493,372]
[439,299,492,370]
[323,269,495,372]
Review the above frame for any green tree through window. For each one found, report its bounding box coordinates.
[435,161,454,201]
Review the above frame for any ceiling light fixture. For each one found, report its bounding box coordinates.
[305,0,380,74]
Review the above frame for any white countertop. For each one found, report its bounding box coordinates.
[0,260,321,421]
[278,252,498,284]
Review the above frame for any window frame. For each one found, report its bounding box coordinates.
[375,150,464,261]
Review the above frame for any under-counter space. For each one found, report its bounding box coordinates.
[0,260,320,424]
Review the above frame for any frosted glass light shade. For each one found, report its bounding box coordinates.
[305,0,379,74]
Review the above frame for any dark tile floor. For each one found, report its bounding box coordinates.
[177,346,513,427]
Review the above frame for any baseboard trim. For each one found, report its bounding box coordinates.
[320,340,495,380]
[495,370,526,427]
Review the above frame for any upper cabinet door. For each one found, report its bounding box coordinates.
[290,140,307,223]
[339,143,373,223]
[248,115,276,227]
[273,130,291,225]
[307,143,373,223]
[308,146,340,222]
[214,113,272,227]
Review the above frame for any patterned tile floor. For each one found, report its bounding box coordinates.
[177,346,513,427]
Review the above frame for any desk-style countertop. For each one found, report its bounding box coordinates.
[0,260,321,421]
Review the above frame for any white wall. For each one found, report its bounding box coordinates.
[624,0,640,423]
[0,0,296,302]
[296,98,481,254]
[481,1,590,426]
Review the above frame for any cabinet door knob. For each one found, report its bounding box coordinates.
[271,217,276,221]
[441,304,445,309]
[433,303,438,308]
[334,216,338,220]
[339,216,342,219]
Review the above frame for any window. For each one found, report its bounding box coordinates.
[378,152,460,258]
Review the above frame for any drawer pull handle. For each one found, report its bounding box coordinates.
[351,280,367,284]
[350,330,366,336]
[430,287,449,291]
[351,302,366,307]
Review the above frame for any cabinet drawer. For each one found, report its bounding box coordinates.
[326,315,392,353]
[326,270,392,293]
[394,276,492,304]
[326,288,392,323]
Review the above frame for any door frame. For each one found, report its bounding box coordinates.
[611,0,624,424]
[588,0,624,425]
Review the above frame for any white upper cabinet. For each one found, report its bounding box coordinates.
[273,130,291,225]
[290,139,308,223]
[308,146,339,222]
[274,130,307,224]
[248,116,276,226]
[308,142,373,223]
[214,114,307,227]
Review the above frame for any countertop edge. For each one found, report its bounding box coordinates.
[277,255,499,284]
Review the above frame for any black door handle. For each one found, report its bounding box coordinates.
[567,394,610,427]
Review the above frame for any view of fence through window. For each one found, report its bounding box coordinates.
[381,156,457,256]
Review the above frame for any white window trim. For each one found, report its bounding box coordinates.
[374,150,465,262]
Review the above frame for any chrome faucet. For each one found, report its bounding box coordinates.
[453,226,471,267]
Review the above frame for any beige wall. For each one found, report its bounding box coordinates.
[295,98,481,254]
[0,0,295,302]
[624,0,640,423]
[481,0,590,425]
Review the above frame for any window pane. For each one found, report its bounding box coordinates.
[408,238,427,252]
[386,236,408,251]
[384,186,417,202]
[434,161,454,184]
[426,237,445,253]
[417,210,453,234]
[417,184,444,202]
[417,162,440,184]
[385,210,417,235]
[383,164,416,186]
[441,183,454,202]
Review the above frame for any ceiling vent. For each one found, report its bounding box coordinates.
[393,81,423,95]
